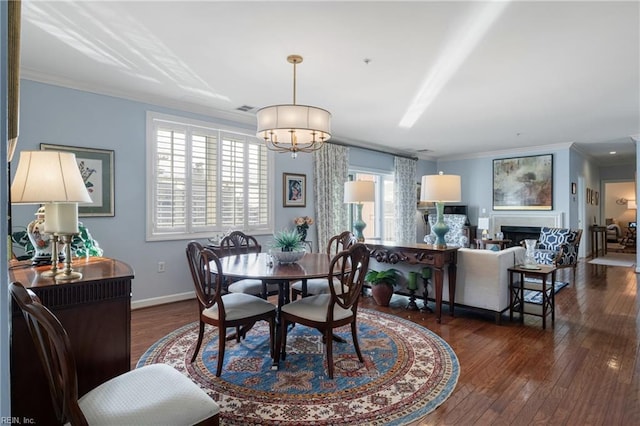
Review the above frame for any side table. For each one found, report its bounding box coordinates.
[590,225,607,258]
[508,264,557,329]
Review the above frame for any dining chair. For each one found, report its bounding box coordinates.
[186,242,276,376]
[290,231,357,301]
[218,231,279,298]
[275,242,371,379]
[9,281,220,426]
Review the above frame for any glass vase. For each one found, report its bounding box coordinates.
[524,239,537,267]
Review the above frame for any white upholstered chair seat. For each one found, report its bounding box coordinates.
[281,294,354,322]
[203,292,275,321]
[290,278,342,296]
[72,363,219,426]
[228,278,278,296]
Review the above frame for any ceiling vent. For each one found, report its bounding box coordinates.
[236,105,256,112]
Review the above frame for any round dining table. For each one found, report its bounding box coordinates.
[214,252,335,317]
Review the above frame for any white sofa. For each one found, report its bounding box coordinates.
[440,246,525,323]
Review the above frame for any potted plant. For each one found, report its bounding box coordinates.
[365,268,400,306]
[272,228,305,252]
[270,228,306,264]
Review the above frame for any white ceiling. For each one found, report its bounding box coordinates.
[19,1,640,165]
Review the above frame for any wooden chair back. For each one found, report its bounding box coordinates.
[327,243,371,313]
[186,241,224,311]
[9,282,86,425]
[218,231,261,257]
[326,231,357,257]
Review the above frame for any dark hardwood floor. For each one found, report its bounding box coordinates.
[131,259,640,425]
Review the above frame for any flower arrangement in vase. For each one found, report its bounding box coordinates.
[294,216,314,241]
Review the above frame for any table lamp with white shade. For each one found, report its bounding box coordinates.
[344,180,375,242]
[477,217,490,240]
[11,150,93,280]
[420,172,462,249]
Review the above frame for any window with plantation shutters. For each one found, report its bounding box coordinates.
[146,112,272,241]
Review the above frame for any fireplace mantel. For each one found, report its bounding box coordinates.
[489,213,563,235]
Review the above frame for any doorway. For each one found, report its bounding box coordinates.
[603,180,636,248]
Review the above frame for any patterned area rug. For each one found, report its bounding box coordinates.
[588,253,636,267]
[137,309,459,425]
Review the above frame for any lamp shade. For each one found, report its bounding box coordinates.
[628,200,637,210]
[256,104,331,146]
[420,173,461,202]
[344,180,375,203]
[477,217,490,230]
[11,151,92,203]
[256,55,331,157]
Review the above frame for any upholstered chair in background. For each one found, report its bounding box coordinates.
[530,227,583,281]
[424,214,469,247]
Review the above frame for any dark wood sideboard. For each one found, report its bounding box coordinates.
[8,257,134,425]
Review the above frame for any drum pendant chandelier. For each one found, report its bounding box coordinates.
[256,55,331,158]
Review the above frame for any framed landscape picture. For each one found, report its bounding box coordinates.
[283,173,306,207]
[493,154,553,211]
[40,144,115,217]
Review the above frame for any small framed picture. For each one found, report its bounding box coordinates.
[283,173,306,207]
[571,182,577,195]
[595,191,599,206]
[40,143,115,217]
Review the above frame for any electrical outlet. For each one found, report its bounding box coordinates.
[158,261,166,273]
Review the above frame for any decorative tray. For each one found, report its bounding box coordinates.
[519,264,541,270]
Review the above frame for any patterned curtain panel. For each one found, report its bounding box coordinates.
[313,144,349,251]
[394,156,417,244]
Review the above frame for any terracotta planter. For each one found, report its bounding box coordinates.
[371,284,394,306]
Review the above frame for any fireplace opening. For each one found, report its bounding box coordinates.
[501,225,541,247]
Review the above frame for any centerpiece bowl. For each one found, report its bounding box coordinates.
[271,250,305,265]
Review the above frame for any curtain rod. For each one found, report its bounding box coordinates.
[327,140,419,161]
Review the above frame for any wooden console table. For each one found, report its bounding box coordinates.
[590,225,607,258]
[365,241,458,322]
[8,256,134,425]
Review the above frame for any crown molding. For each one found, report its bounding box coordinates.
[436,141,575,162]
[20,68,256,126]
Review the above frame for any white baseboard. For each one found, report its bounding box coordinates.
[131,291,195,310]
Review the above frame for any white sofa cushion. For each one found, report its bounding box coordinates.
[441,246,525,312]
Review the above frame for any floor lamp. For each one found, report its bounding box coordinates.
[420,172,461,249]
[344,180,375,242]
[11,151,93,279]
